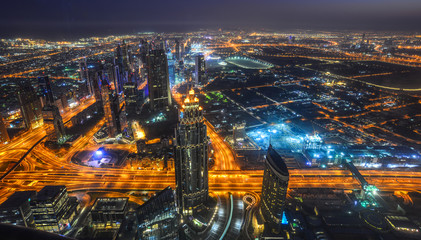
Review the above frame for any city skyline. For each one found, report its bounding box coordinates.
[1,2,421,239]
[1,1,421,39]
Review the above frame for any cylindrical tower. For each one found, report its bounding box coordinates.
[175,89,209,217]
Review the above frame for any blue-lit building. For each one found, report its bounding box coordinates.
[38,76,55,105]
[168,58,176,87]
[304,145,421,169]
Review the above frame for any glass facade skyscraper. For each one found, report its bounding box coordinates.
[261,145,289,232]
[175,89,209,217]
[147,49,172,111]
[17,81,43,130]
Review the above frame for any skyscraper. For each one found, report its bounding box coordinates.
[92,72,102,102]
[175,39,181,60]
[101,77,117,138]
[154,36,165,51]
[115,93,128,135]
[112,64,123,94]
[0,113,10,144]
[168,55,176,87]
[175,89,209,217]
[138,39,149,86]
[146,49,172,111]
[175,39,184,61]
[137,187,178,239]
[116,44,124,72]
[17,81,43,130]
[116,41,130,73]
[38,76,65,140]
[114,42,131,94]
[42,105,65,140]
[123,82,140,116]
[261,145,289,232]
[195,54,206,86]
[121,40,130,72]
[38,76,54,105]
[79,58,92,96]
[101,77,127,138]
[139,38,149,65]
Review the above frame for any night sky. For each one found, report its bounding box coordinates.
[1,0,421,39]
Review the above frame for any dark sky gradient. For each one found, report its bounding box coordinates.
[1,0,421,39]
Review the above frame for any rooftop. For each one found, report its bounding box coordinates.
[266,144,289,177]
[138,186,174,214]
[91,197,128,212]
[0,191,36,209]
[35,185,66,201]
[225,56,273,69]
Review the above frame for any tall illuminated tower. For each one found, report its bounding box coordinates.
[38,76,65,140]
[17,81,43,130]
[114,43,130,94]
[175,39,182,60]
[116,44,124,72]
[195,54,206,85]
[139,38,148,64]
[261,145,289,232]
[175,89,209,217]
[91,72,102,102]
[0,113,10,144]
[101,76,127,138]
[146,49,172,111]
[42,105,66,140]
[79,58,92,96]
[123,82,140,115]
[38,76,54,105]
[121,40,130,72]
[101,77,117,138]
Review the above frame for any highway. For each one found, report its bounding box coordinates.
[206,121,239,171]
[1,85,421,205]
[172,86,239,171]
[2,165,421,201]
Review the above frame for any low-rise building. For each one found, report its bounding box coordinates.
[90,197,128,229]
[31,186,79,233]
[0,191,36,227]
